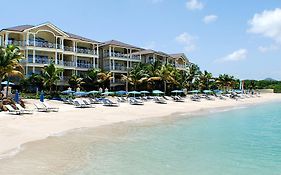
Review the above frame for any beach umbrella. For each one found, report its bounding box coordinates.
[213,90,222,94]
[88,90,100,95]
[233,90,242,94]
[101,91,115,96]
[152,90,164,96]
[189,90,200,94]
[73,91,88,96]
[140,90,150,94]
[171,90,184,96]
[203,90,213,94]
[116,90,127,96]
[40,91,44,102]
[14,90,19,104]
[128,91,141,97]
[1,81,15,86]
[61,89,75,94]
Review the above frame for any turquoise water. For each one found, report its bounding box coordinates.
[1,102,281,175]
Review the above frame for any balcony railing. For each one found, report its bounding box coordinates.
[58,60,76,67]
[111,79,124,84]
[28,40,61,49]
[7,40,26,47]
[76,48,96,55]
[175,63,186,69]
[104,65,128,71]
[77,63,93,69]
[64,46,74,52]
[104,52,140,60]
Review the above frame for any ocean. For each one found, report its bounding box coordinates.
[0,102,281,175]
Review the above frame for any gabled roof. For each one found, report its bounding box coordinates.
[101,40,142,49]
[2,25,34,32]
[170,53,189,61]
[132,49,171,58]
[65,32,99,43]
[1,22,99,43]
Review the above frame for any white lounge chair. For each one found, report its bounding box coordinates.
[129,97,144,105]
[102,98,119,107]
[82,100,95,108]
[42,102,59,112]
[5,105,22,115]
[154,97,167,104]
[34,103,49,112]
[15,104,34,114]
[73,100,92,108]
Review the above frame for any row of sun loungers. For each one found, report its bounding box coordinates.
[4,102,59,115]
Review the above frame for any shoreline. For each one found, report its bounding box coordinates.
[0,93,281,157]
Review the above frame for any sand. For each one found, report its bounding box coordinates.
[0,93,281,156]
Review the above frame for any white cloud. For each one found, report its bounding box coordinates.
[143,41,156,49]
[203,15,218,24]
[186,0,204,10]
[217,49,248,62]
[175,32,197,52]
[248,8,281,43]
[258,45,279,53]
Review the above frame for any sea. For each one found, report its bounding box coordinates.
[0,102,281,175]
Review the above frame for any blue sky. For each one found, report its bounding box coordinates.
[1,0,281,80]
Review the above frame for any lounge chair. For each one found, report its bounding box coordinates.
[129,97,144,105]
[15,104,34,114]
[42,102,59,112]
[73,100,92,108]
[154,97,167,104]
[34,103,49,112]
[172,96,185,102]
[4,105,22,115]
[117,97,126,103]
[89,98,102,104]
[83,99,95,108]
[102,98,119,107]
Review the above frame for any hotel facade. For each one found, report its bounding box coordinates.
[0,22,190,89]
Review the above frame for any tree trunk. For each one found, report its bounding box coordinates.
[164,81,167,93]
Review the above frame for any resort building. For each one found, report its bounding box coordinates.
[0,22,190,89]
[0,22,100,85]
[99,40,143,88]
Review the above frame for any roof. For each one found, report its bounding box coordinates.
[101,40,142,49]
[170,53,189,61]
[132,49,171,57]
[65,32,99,43]
[2,25,34,32]
[1,23,99,43]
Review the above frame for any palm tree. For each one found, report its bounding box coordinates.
[68,75,84,90]
[216,74,236,91]
[122,63,148,90]
[42,62,64,92]
[0,45,23,92]
[97,71,113,89]
[185,63,201,90]
[158,64,178,93]
[198,70,213,90]
[147,60,162,90]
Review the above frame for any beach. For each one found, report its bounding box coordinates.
[0,93,281,157]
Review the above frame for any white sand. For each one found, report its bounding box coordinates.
[0,93,281,156]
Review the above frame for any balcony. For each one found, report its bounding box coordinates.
[64,46,74,52]
[104,65,128,72]
[77,63,93,69]
[58,60,75,67]
[28,40,61,49]
[76,48,96,55]
[7,40,26,47]
[27,56,51,64]
[175,63,186,69]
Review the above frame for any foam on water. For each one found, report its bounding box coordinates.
[0,102,281,175]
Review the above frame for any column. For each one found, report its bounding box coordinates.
[112,59,115,70]
[26,33,29,46]
[93,57,95,68]
[112,73,115,83]
[153,54,156,63]
[61,38,64,50]
[109,46,111,57]
[33,49,35,63]
[96,44,99,56]
[130,49,132,58]
[109,59,112,70]
[5,32,9,46]
[73,41,76,52]
[32,66,35,74]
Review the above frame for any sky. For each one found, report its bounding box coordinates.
[1,0,281,80]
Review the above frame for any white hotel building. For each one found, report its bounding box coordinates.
[0,22,190,89]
